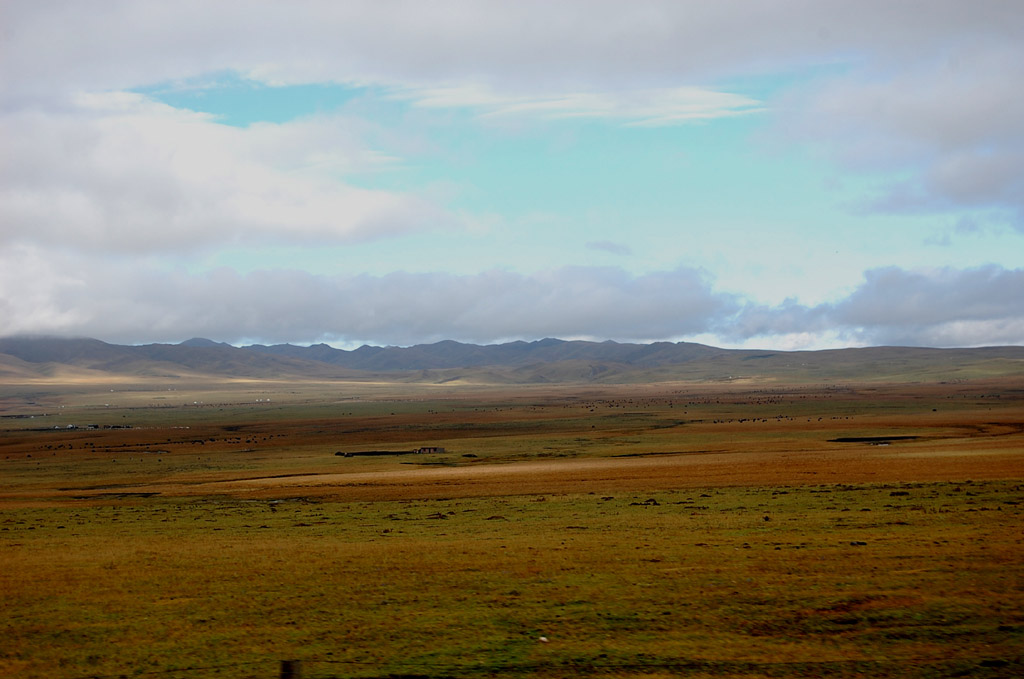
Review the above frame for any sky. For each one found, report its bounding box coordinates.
[1,0,1023,350]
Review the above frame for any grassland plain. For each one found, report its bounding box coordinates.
[1,377,1023,678]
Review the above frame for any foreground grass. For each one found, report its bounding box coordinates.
[3,480,1022,678]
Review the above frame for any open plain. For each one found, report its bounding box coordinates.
[2,375,1023,678]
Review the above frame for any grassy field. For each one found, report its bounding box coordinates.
[2,377,1022,678]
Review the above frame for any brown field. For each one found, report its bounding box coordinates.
[2,376,1023,677]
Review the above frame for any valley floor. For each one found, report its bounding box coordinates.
[1,377,1022,677]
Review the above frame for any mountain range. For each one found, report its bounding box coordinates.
[1,336,1022,384]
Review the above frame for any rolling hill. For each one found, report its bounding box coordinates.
[1,336,1022,384]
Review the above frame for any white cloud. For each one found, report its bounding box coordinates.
[586,241,633,256]
[392,84,762,125]
[0,92,453,254]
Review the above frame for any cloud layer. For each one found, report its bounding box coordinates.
[729,266,1024,349]
[6,1,1019,95]
[2,244,1019,349]
[0,249,732,345]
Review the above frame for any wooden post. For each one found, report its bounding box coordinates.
[280,659,301,679]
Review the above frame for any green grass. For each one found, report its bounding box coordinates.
[3,481,1022,678]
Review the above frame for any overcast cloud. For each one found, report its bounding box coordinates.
[0,248,734,345]
[4,243,1020,349]
[1,1,1022,348]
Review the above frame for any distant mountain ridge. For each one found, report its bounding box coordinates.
[1,336,1022,384]
[243,337,724,371]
